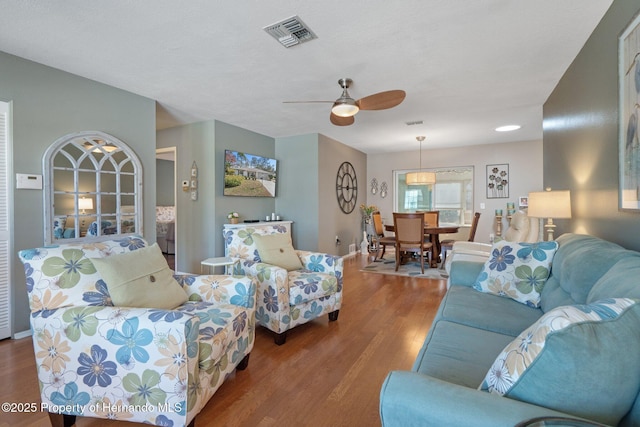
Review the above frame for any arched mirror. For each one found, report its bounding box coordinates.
[43,131,143,244]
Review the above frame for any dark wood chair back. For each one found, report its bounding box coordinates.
[468,212,481,242]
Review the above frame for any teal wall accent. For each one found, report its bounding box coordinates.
[275,133,367,256]
[543,0,639,250]
[1,50,156,335]
[275,134,319,251]
[156,159,175,206]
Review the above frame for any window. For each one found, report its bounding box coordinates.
[394,167,474,225]
[43,131,143,244]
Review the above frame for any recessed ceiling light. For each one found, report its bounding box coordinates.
[495,125,521,132]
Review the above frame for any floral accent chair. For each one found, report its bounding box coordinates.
[18,236,256,427]
[224,224,343,345]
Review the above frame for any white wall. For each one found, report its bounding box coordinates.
[366,139,543,243]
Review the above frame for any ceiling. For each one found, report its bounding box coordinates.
[0,1,612,154]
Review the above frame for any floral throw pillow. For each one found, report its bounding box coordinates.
[478,298,640,426]
[473,240,558,308]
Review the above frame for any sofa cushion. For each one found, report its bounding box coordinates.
[540,233,631,313]
[441,286,542,337]
[253,233,303,271]
[413,320,515,388]
[473,241,558,308]
[587,256,640,303]
[53,216,67,239]
[91,243,188,309]
[480,298,640,426]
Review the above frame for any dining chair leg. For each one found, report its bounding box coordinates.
[395,246,400,271]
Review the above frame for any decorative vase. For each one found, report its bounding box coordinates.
[230,218,239,224]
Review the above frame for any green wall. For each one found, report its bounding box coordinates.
[543,0,639,250]
[0,50,156,335]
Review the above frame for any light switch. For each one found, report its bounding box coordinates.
[16,173,42,189]
[480,203,486,209]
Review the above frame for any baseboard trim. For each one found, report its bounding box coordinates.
[13,330,32,340]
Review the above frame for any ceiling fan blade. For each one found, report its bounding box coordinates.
[357,90,406,111]
[330,112,355,126]
[283,100,334,104]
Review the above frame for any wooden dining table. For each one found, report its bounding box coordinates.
[384,224,460,268]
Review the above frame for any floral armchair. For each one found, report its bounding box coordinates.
[223,224,343,345]
[18,236,256,427]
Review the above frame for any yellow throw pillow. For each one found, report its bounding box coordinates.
[253,233,303,271]
[91,243,188,309]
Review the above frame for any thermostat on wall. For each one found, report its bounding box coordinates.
[16,173,42,189]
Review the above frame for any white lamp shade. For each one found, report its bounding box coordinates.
[527,190,571,219]
[406,171,436,185]
[79,197,94,211]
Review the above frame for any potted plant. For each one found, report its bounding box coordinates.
[227,212,240,224]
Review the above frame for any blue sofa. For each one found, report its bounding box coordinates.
[380,234,640,426]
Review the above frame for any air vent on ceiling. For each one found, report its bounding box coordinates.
[263,15,317,48]
[405,120,424,126]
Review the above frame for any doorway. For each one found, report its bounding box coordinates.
[156,147,177,270]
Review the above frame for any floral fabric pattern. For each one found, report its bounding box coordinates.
[480,298,637,395]
[18,237,256,426]
[224,225,343,335]
[473,241,558,308]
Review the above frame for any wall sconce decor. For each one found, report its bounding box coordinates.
[371,178,378,195]
[380,182,388,198]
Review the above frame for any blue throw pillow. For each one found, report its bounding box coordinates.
[473,241,558,308]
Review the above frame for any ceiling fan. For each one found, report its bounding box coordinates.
[284,78,406,126]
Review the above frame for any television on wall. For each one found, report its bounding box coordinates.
[224,149,278,197]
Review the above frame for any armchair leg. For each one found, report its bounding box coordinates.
[236,353,250,370]
[328,310,340,321]
[48,413,76,427]
[274,331,287,345]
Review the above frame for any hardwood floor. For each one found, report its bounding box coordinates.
[0,254,447,427]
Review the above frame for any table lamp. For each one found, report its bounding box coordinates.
[79,197,94,214]
[527,190,571,241]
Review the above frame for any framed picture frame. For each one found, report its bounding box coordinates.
[619,11,640,210]
[486,164,509,199]
[518,196,528,209]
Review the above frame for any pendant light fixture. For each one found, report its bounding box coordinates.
[406,136,436,185]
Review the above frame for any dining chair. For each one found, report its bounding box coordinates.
[421,210,440,227]
[371,211,396,260]
[393,212,434,273]
[440,212,481,268]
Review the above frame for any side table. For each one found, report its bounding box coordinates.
[200,257,235,274]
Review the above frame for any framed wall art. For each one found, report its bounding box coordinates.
[619,11,640,210]
[486,164,509,199]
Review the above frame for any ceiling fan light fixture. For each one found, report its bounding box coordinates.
[331,98,359,117]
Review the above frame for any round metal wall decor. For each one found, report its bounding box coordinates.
[336,161,358,213]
